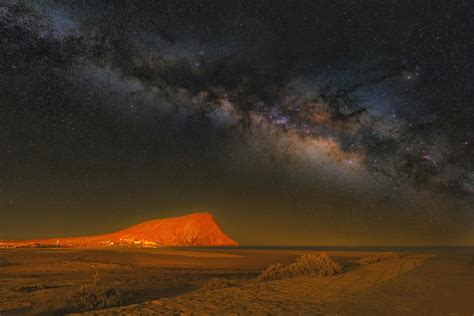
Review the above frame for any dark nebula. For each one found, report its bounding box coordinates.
[0,0,472,245]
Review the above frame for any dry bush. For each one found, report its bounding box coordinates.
[356,252,400,266]
[66,283,129,312]
[293,253,342,276]
[201,278,240,291]
[258,263,288,282]
[59,272,132,313]
[258,253,342,281]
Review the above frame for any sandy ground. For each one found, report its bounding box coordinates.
[0,248,472,315]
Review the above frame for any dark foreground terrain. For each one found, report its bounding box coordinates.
[0,247,472,315]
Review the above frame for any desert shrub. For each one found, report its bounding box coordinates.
[201,278,240,291]
[67,283,129,312]
[61,272,132,313]
[356,252,400,266]
[258,253,342,281]
[258,263,288,282]
[311,253,343,276]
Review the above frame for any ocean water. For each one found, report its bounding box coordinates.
[191,245,474,254]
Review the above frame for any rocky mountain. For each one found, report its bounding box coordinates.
[0,213,238,247]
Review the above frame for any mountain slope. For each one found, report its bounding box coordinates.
[0,213,238,247]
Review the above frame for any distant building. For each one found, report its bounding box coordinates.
[142,240,160,248]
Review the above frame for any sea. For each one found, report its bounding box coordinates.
[188,245,474,254]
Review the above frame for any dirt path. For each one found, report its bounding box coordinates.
[77,253,474,315]
[325,253,474,315]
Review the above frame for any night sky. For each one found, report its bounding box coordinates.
[0,0,472,245]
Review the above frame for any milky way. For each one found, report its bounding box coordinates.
[0,1,472,244]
